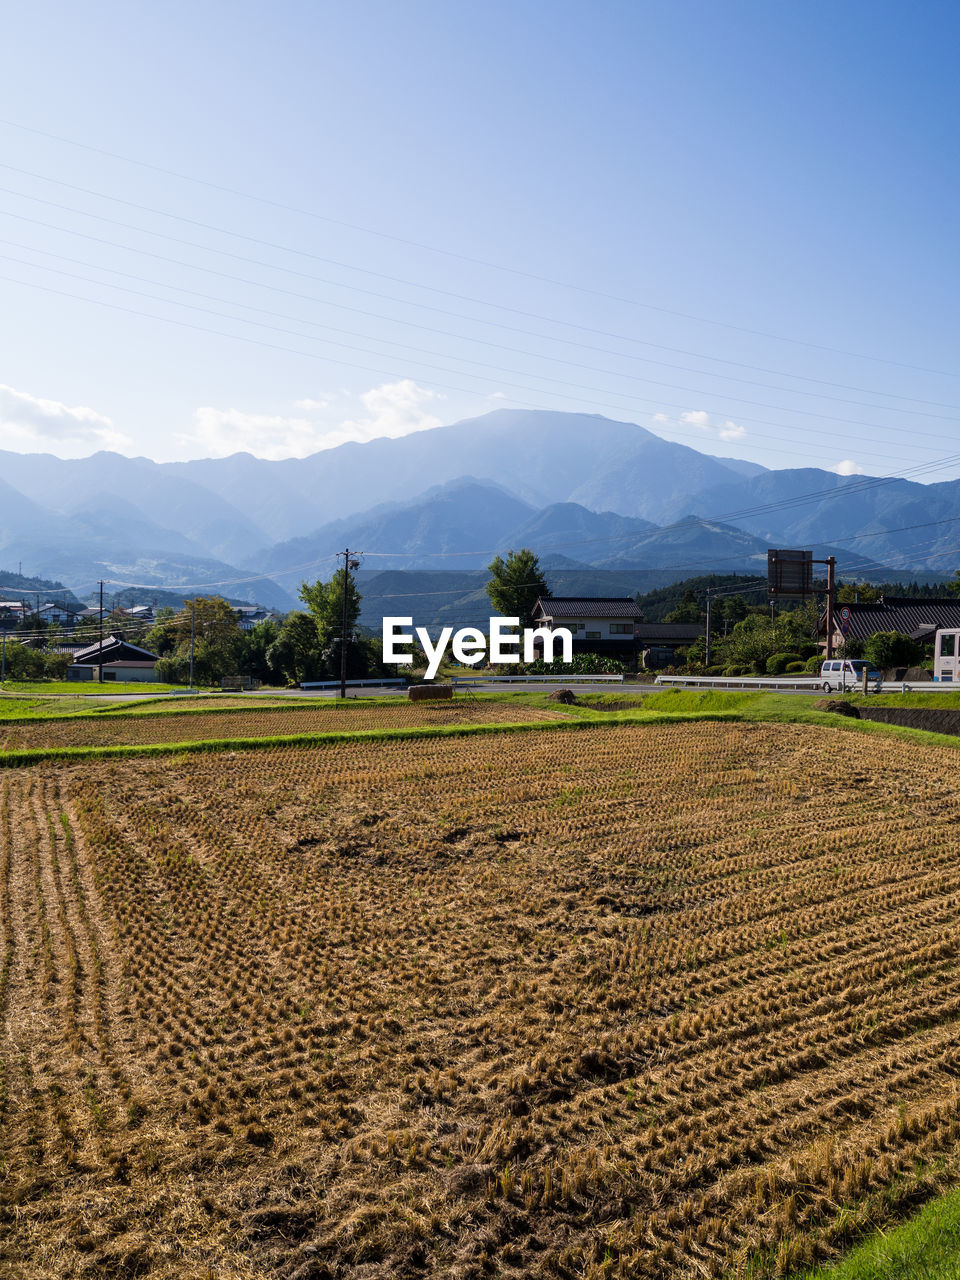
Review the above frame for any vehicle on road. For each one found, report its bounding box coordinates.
[820,659,882,693]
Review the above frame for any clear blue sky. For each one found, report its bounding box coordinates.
[1,0,958,477]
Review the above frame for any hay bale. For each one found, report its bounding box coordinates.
[548,689,577,705]
[408,683,454,701]
[816,698,860,717]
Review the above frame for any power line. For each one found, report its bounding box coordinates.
[6,236,960,445]
[3,204,957,416]
[1,121,956,379]
[5,265,959,479]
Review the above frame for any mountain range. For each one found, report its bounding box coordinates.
[0,409,953,610]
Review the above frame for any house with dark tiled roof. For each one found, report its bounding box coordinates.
[67,634,160,683]
[816,596,960,653]
[530,597,704,667]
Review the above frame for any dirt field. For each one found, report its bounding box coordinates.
[0,699,568,750]
[3,722,960,1278]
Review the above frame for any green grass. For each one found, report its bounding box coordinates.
[4,683,960,765]
[0,696,126,719]
[0,679,198,697]
[798,1186,960,1279]
[0,709,745,768]
[845,690,960,709]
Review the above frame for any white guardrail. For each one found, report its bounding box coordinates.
[452,673,625,685]
[654,675,941,694]
[300,678,407,689]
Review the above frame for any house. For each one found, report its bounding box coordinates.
[118,605,156,624]
[67,634,160,683]
[633,622,707,669]
[233,605,276,631]
[532,597,643,645]
[0,601,24,631]
[530,597,704,668]
[38,601,83,629]
[816,596,960,653]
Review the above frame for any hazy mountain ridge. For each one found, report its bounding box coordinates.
[1,410,956,602]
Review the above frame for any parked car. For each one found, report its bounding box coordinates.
[820,659,882,693]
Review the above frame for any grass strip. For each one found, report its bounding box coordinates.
[0,710,744,768]
[4,687,960,768]
[797,1185,960,1279]
[0,689,533,725]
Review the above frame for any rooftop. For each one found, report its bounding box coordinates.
[819,596,960,641]
[533,596,642,620]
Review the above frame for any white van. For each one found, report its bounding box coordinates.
[820,659,882,693]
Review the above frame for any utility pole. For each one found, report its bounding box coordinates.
[338,548,360,699]
[704,589,712,667]
[189,601,195,691]
[1,629,5,684]
[98,580,104,685]
[824,556,836,660]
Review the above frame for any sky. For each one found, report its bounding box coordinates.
[1,0,959,479]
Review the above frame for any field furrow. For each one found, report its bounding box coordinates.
[2,720,960,1278]
[0,698,569,750]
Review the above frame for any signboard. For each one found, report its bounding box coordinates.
[767,549,814,597]
[839,605,851,636]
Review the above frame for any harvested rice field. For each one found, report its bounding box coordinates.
[0,698,568,750]
[3,721,960,1278]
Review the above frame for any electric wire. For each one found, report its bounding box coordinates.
[1,126,955,379]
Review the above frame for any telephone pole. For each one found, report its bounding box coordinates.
[704,589,712,666]
[338,548,360,699]
[824,556,836,659]
[189,601,195,690]
[98,580,104,685]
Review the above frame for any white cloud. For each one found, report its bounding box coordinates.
[179,408,322,460]
[658,409,748,444]
[718,420,746,441]
[177,380,444,460]
[334,379,443,446]
[680,409,712,429]
[0,383,131,455]
[831,459,865,476]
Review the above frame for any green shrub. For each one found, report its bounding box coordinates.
[864,631,923,670]
[525,652,626,676]
[766,652,802,675]
[785,661,805,673]
[804,654,823,673]
[723,664,748,677]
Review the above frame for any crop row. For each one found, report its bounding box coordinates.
[0,697,567,751]
[2,721,960,1277]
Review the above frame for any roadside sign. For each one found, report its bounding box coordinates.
[839,605,851,637]
[768,549,814,597]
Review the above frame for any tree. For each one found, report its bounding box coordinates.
[144,607,178,657]
[0,640,45,680]
[299,570,362,650]
[663,590,701,625]
[863,631,922,671]
[716,602,819,673]
[237,617,281,683]
[724,595,749,626]
[485,549,548,628]
[836,582,881,604]
[266,612,324,685]
[153,597,243,685]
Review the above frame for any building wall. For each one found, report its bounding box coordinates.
[545,617,637,638]
[68,664,157,683]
